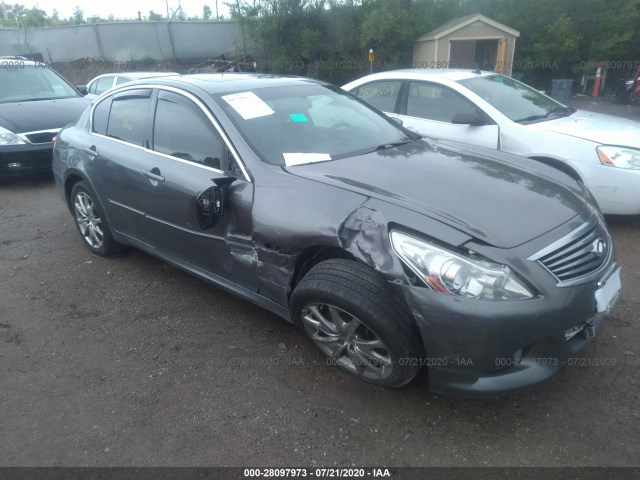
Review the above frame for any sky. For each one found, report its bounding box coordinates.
[13,0,230,21]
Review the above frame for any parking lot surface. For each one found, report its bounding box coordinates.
[1,101,639,468]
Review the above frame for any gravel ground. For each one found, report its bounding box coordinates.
[0,97,639,471]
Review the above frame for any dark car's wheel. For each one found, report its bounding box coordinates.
[290,259,423,388]
[70,181,119,256]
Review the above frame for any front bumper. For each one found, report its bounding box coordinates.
[586,165,640,215]
[400,264,618,397]
[0,143,54,177]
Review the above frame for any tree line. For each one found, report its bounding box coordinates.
[229,0,640,88]
[0,3,222,26]
[2,0,639,89]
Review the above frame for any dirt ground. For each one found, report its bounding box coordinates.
[1,97,639,471]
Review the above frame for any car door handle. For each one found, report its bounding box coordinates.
[142,169,165,183]
[84,146,98,158]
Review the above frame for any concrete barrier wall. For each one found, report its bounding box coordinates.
[168,22,245,61]
[0,21,244,63]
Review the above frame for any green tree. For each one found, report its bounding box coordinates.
[148,10,165,20]
[360,0,421,68]
[532,13,580,77]
[20,7,48,27]
[217,0,640,87]
[72,5,84,24]
[203,4,212,19]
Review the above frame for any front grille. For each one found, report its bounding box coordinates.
[528,216,611,287]
[21,129,58,144]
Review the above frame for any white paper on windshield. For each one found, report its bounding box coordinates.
[221,91,275,120]
[283,153,331,167]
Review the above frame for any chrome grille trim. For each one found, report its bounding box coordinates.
[528,216,611,287]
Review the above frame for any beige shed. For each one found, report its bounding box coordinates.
[413,14,520,77]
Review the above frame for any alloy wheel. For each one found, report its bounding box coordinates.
[74,191,104,249]
[301,302,394,380]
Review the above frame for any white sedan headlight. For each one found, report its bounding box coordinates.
[390,231,534,300]
[0,126,26,146]
[597,146,640,169]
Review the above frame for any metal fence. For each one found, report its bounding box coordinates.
[0,21,245,63]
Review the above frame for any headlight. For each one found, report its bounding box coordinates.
[597,146,640,169]
[0,126,26,146]
[390,231,534,300]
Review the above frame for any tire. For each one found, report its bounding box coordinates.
[70,181,119,256]
[290,259,423,388]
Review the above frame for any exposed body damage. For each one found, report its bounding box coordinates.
[254,247,297,312]
[337,205,398,274]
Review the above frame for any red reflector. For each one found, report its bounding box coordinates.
[425,275,450,294]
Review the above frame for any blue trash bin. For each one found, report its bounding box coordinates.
[551,79,574,103]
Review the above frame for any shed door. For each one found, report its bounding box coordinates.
[450,40,477,69]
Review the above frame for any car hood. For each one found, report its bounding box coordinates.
[0,97,89,134]
[529,109,640,147]
[284,140,588,249]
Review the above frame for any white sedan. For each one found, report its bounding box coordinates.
[78,71,180,101]
[343,69,640,215]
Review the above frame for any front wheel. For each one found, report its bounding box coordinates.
[290,259,423,388]
[70,181,119,256]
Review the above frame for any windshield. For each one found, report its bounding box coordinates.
[0,66,79,103]
[458,75,573,124]
[214,84,414,166]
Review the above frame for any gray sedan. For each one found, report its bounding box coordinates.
[53,74,620,397]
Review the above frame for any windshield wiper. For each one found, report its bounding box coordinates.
[516,114,548,122]
[340,139,416,159]
[516,106,576,123]
[548,106,576,116]
[374,140,413,151]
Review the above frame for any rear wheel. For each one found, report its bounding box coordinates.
[290,259,422,387]
[70,181,119,256]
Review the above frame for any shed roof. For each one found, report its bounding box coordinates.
[416,14,520,41]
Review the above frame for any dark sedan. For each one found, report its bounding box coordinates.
[0,59,89,177]
[52,74,621,397]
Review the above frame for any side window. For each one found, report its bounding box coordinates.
[308,95,379,130]
[106,89,152,145]
[407,81,478,123]
[92,98,111,135]
[152,90,225,170]
[115,76,131,86]
[94,76,115,95]
[353,81,401,113]
[88,80,98,94]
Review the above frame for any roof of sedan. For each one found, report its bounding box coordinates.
[347,68,496,83]
[95,71,180,79]
[129,73,326,94]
